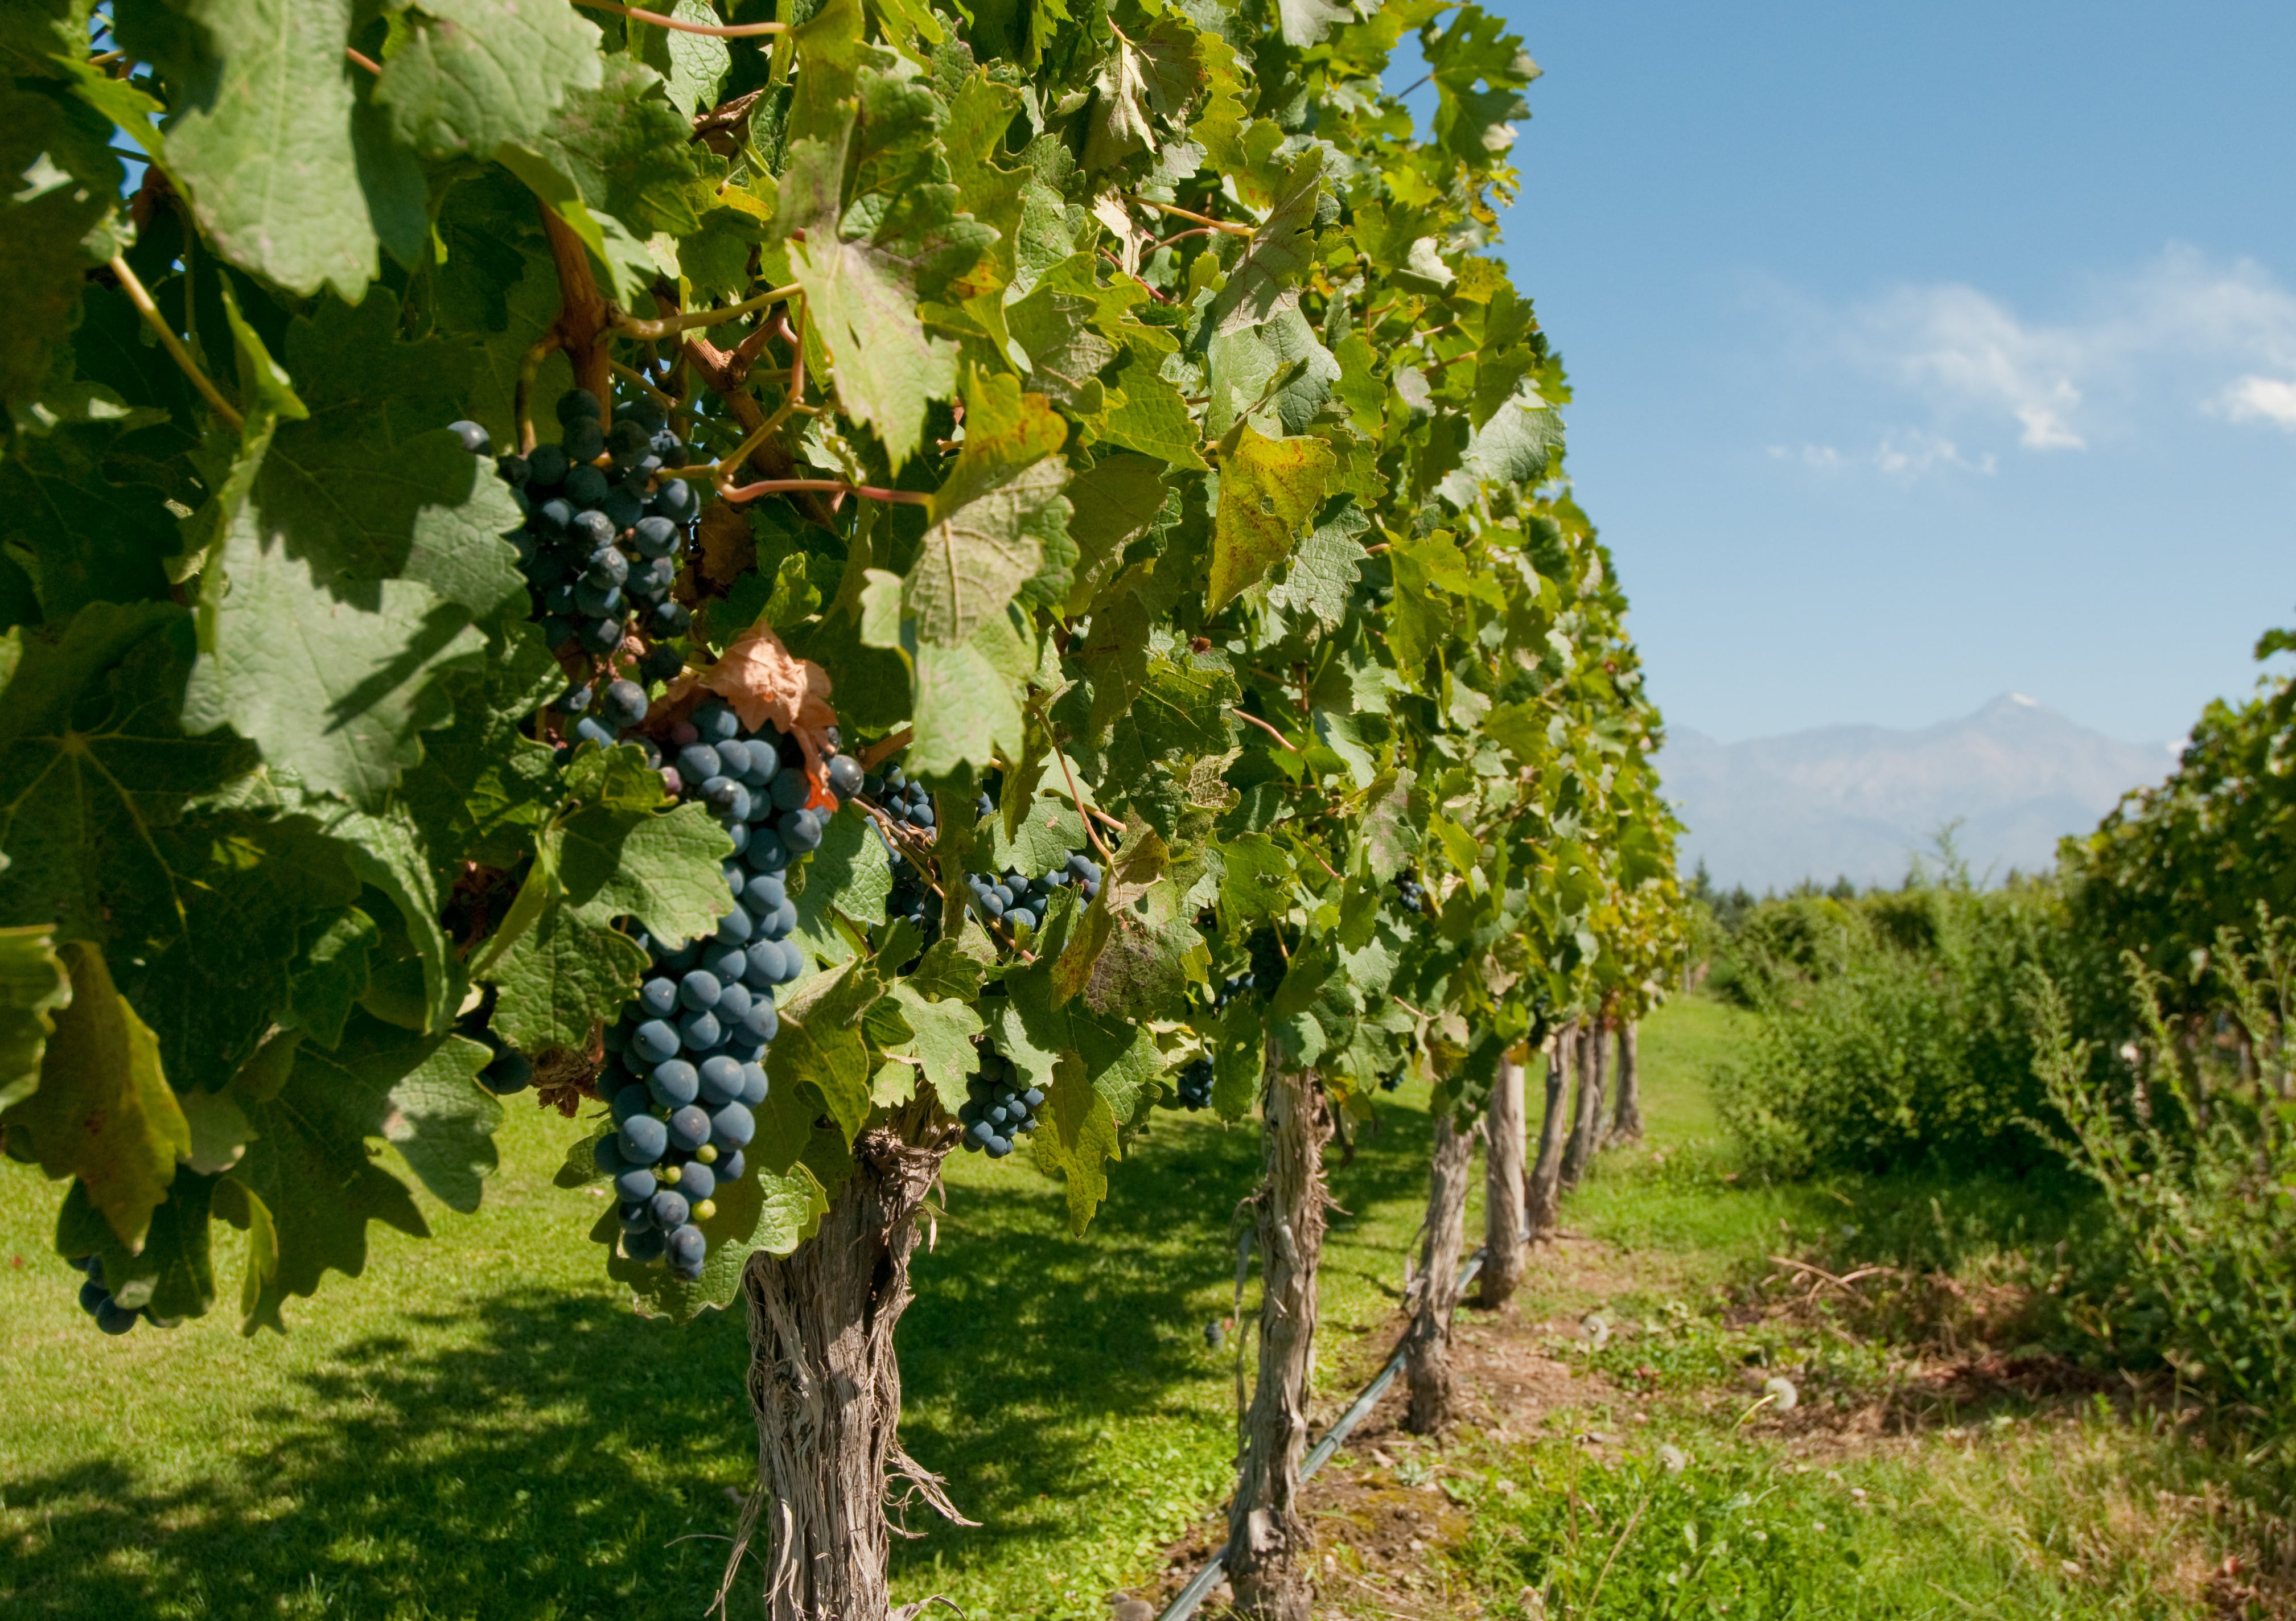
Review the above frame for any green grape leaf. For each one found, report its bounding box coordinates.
[375,0,605,160]
[1063,452,1170,615]
[227,1010,497,1332]
[1203,147,1324,338]
[1266,504,1369,633]
[636,0,731,115]
[0,78,125,413]
[904,372,1070,647]
[0,421,178,617]
[483,901,649,1052]
[55,1171,219,1320]
[789,801,894,965]
[1030,1054,1123,1234]
[117,0,382,300]
[3,939,188,1252]
[1434,384,1563,507]
[512,55,706,238]
[909,635,1028,778]
[0,924,69,1112]
[552,800,734,945]
[1209,426,1335,610]
[885,980,984,1113]
[754,958,883,1164]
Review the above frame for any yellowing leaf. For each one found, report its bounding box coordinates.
[1209,425,1335,610]
[5,940,188,1252]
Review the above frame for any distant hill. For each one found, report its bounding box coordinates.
[1656,695,2176,893]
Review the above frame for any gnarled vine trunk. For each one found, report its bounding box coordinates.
[722,1121,963,1621]
[1559,1016,1607,1191]
[1608,1019,1643,1145]
[1404,1108,1478,1433]
[1526,1027,1572,1243]
[1228,1046,1330,1621]
[1478,1052,1528,1308]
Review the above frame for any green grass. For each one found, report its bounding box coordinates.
[0,997,2258,1619]
[0,1079,1455,1619]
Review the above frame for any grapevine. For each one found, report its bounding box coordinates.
[0,0,1692,1616]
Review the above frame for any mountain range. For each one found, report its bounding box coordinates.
[1655,695,2177,893]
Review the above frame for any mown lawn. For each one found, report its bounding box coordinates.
[0,1062,1454,1620]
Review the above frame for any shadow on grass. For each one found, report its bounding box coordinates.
[1,1102,1438,1619]
[890,1099,1433,1585]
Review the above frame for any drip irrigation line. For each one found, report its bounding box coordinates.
[1156,1246,1489,1621]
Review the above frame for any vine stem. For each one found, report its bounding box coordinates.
[571,0,787,36]
[1123,195,1256,237]
[1231,706,1299,751]
[344,46,381,75]
[721,478,932,508]
[1042,719,1114,866]
[108,254,243,430]
[614,282,799,341]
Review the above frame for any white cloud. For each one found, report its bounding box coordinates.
[1769,430,1994,479]
[1782,248,2296,460]
[2215,375,2296,429]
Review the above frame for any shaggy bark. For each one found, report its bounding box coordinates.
[1404,1109,1478,1433]
[1559,1016,1607,1190]
[1478,1052,1528,1308]
[1227,1046,1331,1621]
[1608,1019,1644,1144]
[1525,1027,1572,1243]
[720,1117,965,1621]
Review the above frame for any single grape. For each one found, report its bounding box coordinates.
[556,387,603,423]
[632,1019,681,1065]
[94,1298,140,1335]
[648,1058,700,1108]
[480,1050,533,1094]
[709,1100,756,1149]
[698,1054,744,1106]
[615,1166,658,1204]
[619,1114,669,1165]
[668,1105,713,1153]
[648,1188,691,1229]
[665,1223,706,1272]
[639,977,678,1018]
[678,1161,717,1202]
[623,1227,667,1263]
[679,968,722,1011]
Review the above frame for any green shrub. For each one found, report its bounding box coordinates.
[1711,874,2067,1178]
[2027,924,2296,1461]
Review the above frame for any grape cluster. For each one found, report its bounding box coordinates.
[588,697,842,1281]
[957,1051,1043,1157]
[482,388,696,675]
[1246,927,1290,990]
[865,763,938,830]
[1174,1056,1214,1110]
[1208,970,1262,1009]
[68,1254,171,1335]
[1394,866,1429,914]
[881,847,940,942]
[961,854,1100,933]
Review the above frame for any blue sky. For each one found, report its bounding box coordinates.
[1397,2,2296,745]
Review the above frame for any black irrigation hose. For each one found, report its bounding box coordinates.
[1156,1247,1489,1621]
